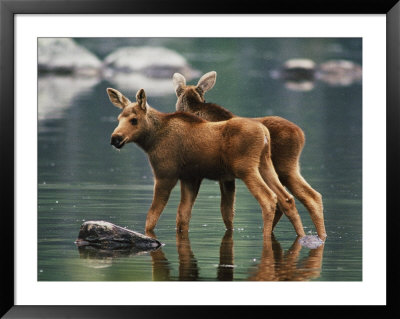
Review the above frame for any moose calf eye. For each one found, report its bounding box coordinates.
[130,118,138,125]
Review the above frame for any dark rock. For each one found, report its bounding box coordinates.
[270,59,317,82]
[75,220,162,250]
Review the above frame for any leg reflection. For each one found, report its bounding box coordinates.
[217,230,234,281]
[278,236,324,281]
[151,248,171,281]
[248,233,324,281]
[176,231,199,281]
[148,231,171,281]
[247,233,281,281]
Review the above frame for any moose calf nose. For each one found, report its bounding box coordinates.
[111,134,123,148]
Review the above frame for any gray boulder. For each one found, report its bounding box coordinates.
[103,46,200,95]
[271,58,362,91]
[38,38,102,76]
[316,59,362,86]
[75,220,162,250]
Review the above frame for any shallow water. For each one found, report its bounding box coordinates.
[38,38,362,281]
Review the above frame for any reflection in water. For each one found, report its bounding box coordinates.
[150,248,171,281]
[83,230,324,281]
[38,75,100,121]
[248,234,324,281]
[173,231,324,281]
[78,231,324,280]
[176,232,200,281]
[77,245,159,269]
[217,230,235,281]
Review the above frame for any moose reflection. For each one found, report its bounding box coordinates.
[78,231,324,281]
[247,234,324,281]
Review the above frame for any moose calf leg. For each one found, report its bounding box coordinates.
[219,180,236,230]
[176,179,202,232]
[145,178,177,232]
[272,206,284,230]
[260,157,306,237]
[283,170,326,239]
[241,171,278,235]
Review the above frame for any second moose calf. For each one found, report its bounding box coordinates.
[173,71,326,240]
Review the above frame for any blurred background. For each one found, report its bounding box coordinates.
[38,38,362,281]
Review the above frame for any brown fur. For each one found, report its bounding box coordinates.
[107,88,305,237]
[173,71,326,240]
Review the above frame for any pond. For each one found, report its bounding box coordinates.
[38,38,362,281]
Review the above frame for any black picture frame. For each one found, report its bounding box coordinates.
[1,0,398,317]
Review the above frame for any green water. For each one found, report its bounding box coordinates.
[38,38,362,281]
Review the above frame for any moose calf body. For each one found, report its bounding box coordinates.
[108,88,304,236]
[173,71,326,240]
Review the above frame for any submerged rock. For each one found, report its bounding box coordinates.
[75,220,162,250]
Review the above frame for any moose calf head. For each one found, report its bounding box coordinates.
[107,88,148,149]
[173,71,217,112]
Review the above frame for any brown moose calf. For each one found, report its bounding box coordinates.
[173,71,326,240]
[107,88,304,236]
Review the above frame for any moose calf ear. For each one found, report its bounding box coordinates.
[173,73,186,97]
[136,89,147,111]
[197,71,217,93]
[107,88,131,109]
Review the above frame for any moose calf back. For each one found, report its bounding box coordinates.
[153,115,268,181]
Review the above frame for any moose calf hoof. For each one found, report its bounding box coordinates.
[319,233,327,241]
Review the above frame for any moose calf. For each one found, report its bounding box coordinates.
[107,88,305,237]
[173,71,326,240]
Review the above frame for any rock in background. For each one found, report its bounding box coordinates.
[270,58,362,91]
[102,46,200,95]
[38,38,102,76]
[37,39,201,114]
